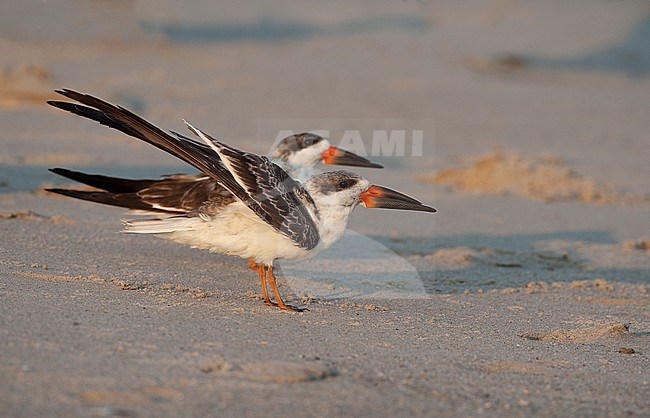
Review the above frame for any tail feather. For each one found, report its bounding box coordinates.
[122,216,199,234]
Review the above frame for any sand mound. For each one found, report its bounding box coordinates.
[0,64,57,110]
[421,151,645,205]
[520,323,630,344]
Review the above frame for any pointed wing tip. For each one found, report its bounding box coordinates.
[54,88,83,101]
[54,88,73,95]
[47,100,79,112]
[49,167,76,177]
[49,167,77,176]
[44,187,70,195]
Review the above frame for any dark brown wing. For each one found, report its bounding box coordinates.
[140,174,235,212]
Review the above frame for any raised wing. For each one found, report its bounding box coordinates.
[186,121,320,250]
[49,89,225,177]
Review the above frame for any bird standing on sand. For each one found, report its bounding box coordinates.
[47,90,436,311]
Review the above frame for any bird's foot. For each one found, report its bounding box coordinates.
[264,299,307,312]
[276,303,308,312]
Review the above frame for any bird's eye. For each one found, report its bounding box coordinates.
[299,134,322,149]
[338,180,352,189]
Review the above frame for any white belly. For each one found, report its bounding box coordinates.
[126,202,315,265]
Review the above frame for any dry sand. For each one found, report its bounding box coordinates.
[419,150,650,205]
[1,1,649,417]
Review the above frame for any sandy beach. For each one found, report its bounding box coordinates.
[1,1,649,417]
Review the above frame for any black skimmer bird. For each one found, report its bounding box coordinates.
[47,90,436,311]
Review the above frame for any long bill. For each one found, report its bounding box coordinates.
[322,147,383,168]
[360,185,436,213]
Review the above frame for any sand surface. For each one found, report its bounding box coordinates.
[1,1,649,417]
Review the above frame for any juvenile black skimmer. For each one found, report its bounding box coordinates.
[47,90,436,311]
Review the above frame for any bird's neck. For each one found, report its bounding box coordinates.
[314,203,355,250]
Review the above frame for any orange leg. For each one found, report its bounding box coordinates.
[257,263,274,306]
[249,258,259,270]
[266,265,305,312]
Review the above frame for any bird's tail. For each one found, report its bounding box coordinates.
[122,216,201,234]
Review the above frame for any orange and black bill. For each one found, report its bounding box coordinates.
[322,147,383,168]
[360,185,436,213]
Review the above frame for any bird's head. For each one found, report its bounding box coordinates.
[305,170,436,213]
[273,133,383,171]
